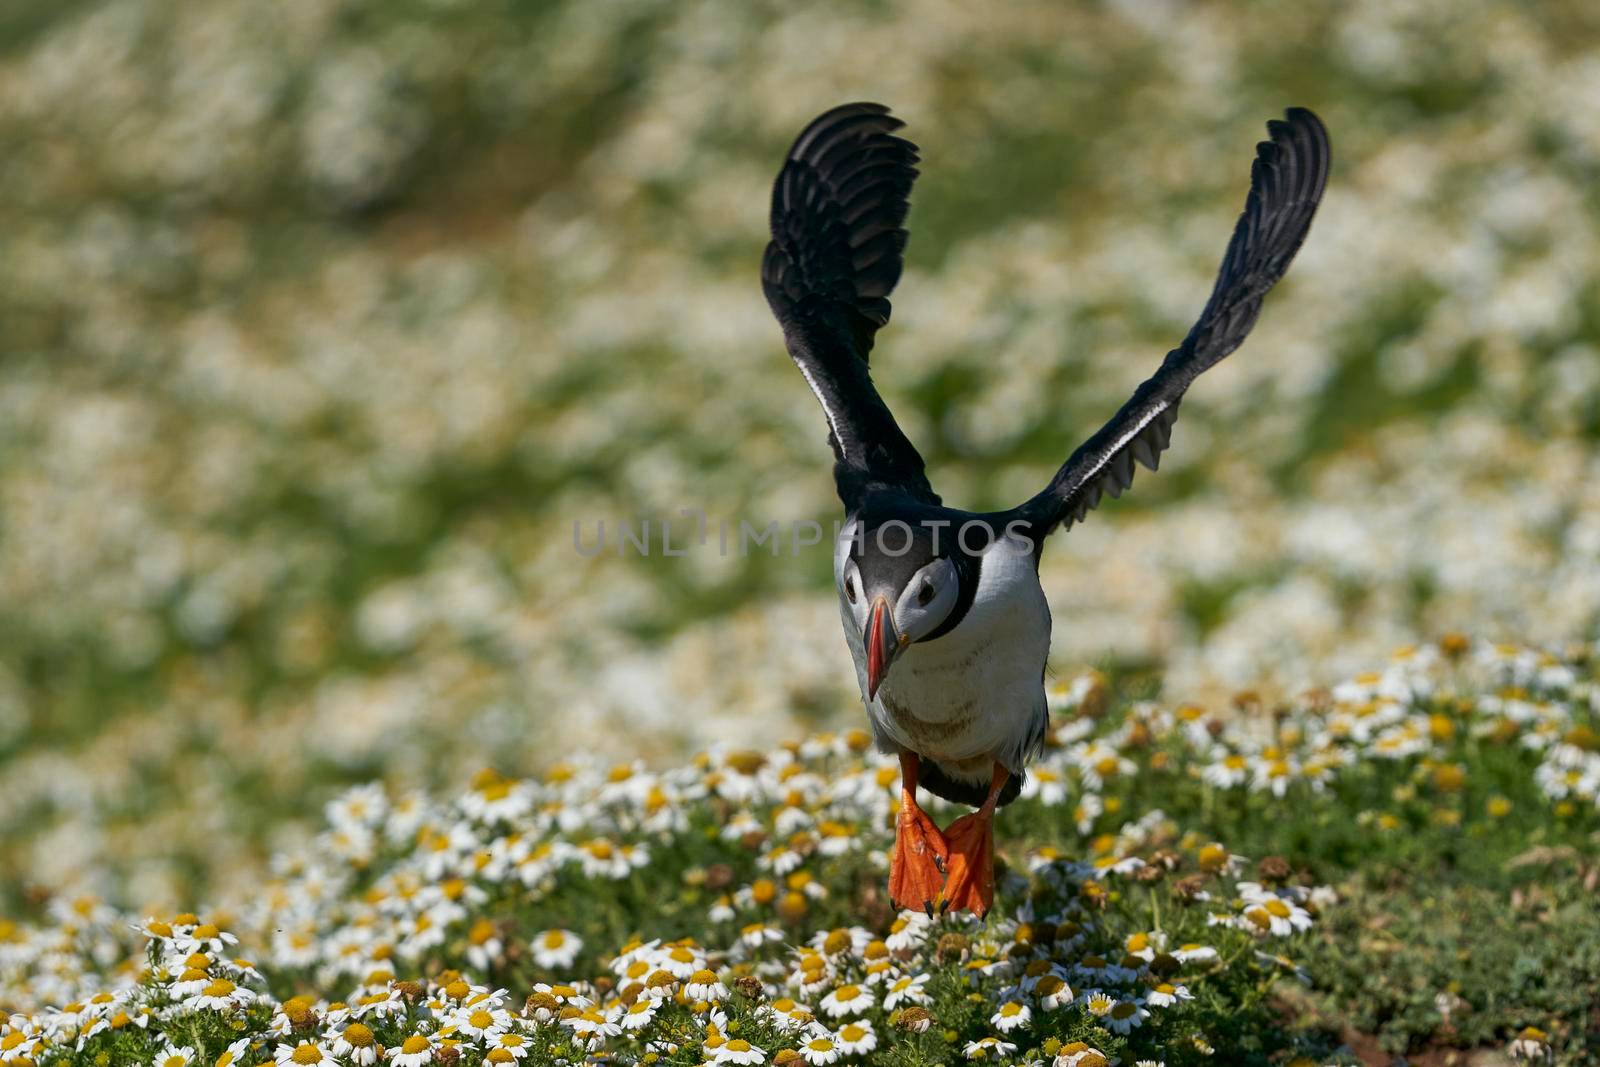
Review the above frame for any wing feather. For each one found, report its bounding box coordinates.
[762,103,938,510]
[1009,108,1330,537]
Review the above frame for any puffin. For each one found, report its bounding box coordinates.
[761,103,1329,917]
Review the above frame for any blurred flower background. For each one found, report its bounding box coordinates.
[2,0,1599,909]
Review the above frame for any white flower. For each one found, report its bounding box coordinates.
[834,1020,877,1056]
[817,983,873,1017]
[713,1038,766,1065]
[990,1001,1030,1033]
[963,1036,1017,1059]
[619,998,658,1030]
[686,968,728,1002]
[882,972,929,1010]
[275,1041,333,1066]
[800,1034,839,1066]
[152,1046,196,1067]
[330,1023,381,1066]
[532,929,583,969]
[390,1035,434,1067]
[1146,982,1193,1008]
[1103,999,1150,1034]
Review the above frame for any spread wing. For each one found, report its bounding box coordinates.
[762,102,938,511]
[1008,107,1330,539]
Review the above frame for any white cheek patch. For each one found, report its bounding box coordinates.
[893,560,958,639]
[834,517,859,585]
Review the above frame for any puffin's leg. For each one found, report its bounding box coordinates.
[888,752,949,915]
[940,762,1008,919]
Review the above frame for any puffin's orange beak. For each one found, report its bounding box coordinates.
[866,596,900,700]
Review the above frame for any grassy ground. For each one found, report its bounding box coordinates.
[2,638,1595,1064]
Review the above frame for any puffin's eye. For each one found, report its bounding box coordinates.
[845,575,858,604]
[916,579,935,607]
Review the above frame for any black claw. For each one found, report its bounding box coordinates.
[933,855,946,874]
[922,901,935,919]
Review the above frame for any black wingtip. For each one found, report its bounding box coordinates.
[764,102,921,357]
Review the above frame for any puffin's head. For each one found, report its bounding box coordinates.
[836,519,961,700]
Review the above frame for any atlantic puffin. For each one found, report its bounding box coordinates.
[761,103,1329,917]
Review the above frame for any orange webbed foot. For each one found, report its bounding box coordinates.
[889,801,949,915]
[940,810,995,918]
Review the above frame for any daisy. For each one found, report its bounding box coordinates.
[817,984,873,1017]
[800,1034,839,1065]
[214,1038,253,1067]
[274,1040,333,1066]
[757,998,815,1033]
[565,1008,621,1042]
[740,922,784,949]
[452,999,514,1039]
[962,1036,1017,1059]
[656,944,707,979]
[1237,886,1314,937]
[687,969,729,1001]
[1035,974,1074,1010]
[1056,1043,1112,1067]
[1082,990,1116,1018]
[1201,753,1250,788]
[619,998,658,1030]
[1146,982,1193,1008]
[1021,765,1070,805]
[390,1035,434,1067]
[1171,943,1218,964]
[153,1046,196,1067]
[884,912,931,953]
[714,1039,767,1065]
[1103,1000,1150,1034]
[186,977,256,1012]
[882,973,929,1010]
[488,1032,531,1060]
[525,928,581,970]
[990,1001,1030,1033]
[834,1021,876,1056]
[330,1024,379,1066]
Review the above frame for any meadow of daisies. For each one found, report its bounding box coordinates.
[3,639,1598,1064]
[4,0,1600,1063]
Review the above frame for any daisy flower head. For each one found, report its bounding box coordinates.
[741,922,783,949]
[1236,886,1314,937]
[153,1046,196,1067]
[214,1038,254,1067]
[452,997,514,1039]
[532,928,582,969]
[817,983,873,1018]
[187,977,256,1012]
[1146,982,1193,1008]
[331,1024,379,1066]
[274,1040,334,1066]
[882,972,929,1010]
[758,997,816,1033]
[1035,973,1074,1010]
[390,1034,435,1067]
[1103,999,1150,1034]
[884,911,932,952]
[1082,990,1116,1018]
[687,968,729,1002]
[1054,1042,1112,1067]
[714,1038,767,1065]
[990,1000,1031,1033]
[834,1020,877,1056]
[799,1033,839,1066]
[620,997,658,1030]
[656,943,707,979]
[963,1036,1018,1060]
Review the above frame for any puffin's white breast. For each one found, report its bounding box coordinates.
[845,532,1051,774]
